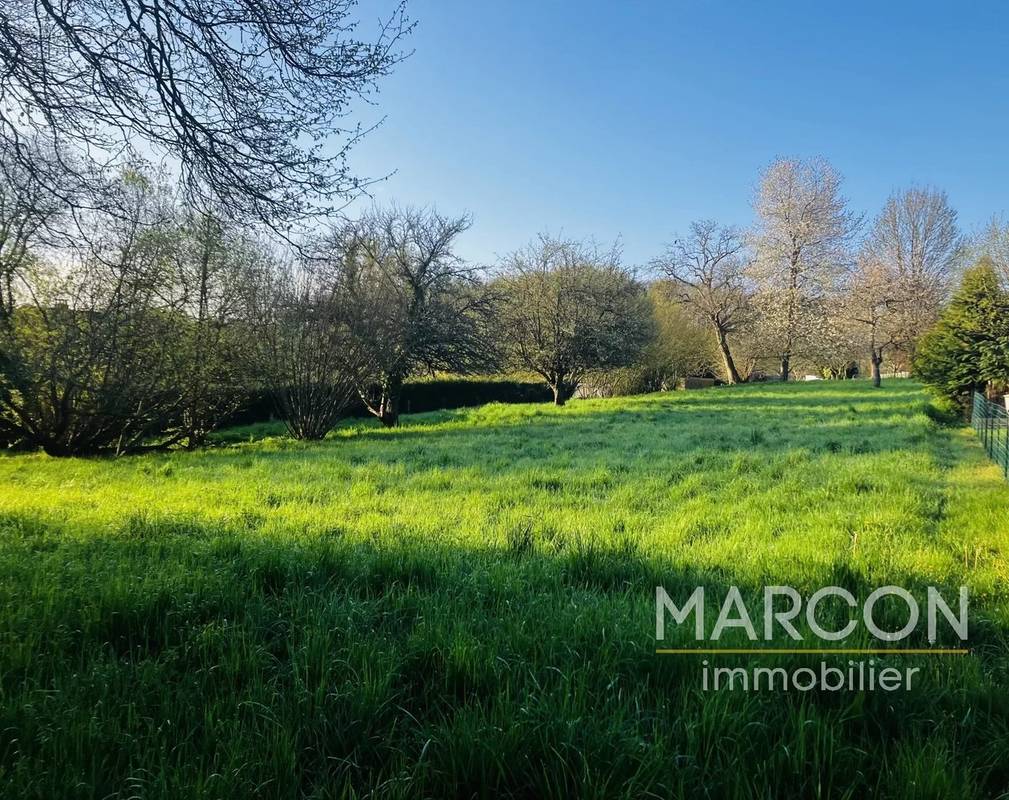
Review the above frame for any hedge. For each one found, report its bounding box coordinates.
[226,378,553,426]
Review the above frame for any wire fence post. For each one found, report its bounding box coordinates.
[986,403,992,450]
[1003,402,1009,478]
[1000,409,1008,478]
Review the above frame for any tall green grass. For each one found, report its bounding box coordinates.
[1,380,1008,798]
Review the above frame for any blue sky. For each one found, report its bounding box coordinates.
[346,0,1009,267]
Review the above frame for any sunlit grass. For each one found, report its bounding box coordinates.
[1,379,1008,798]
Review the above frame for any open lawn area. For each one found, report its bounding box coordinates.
[2,379,1009,799]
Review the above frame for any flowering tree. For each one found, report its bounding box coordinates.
[861,187,960,362]
[750,157,860,380]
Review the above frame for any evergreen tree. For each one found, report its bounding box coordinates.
[914,259,1009,403]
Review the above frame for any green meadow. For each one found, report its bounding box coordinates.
[2,379,1008,799]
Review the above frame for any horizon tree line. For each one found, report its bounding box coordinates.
[0,151,1004,456]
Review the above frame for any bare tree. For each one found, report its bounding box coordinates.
[323,206,494,427]
[0,0,412,226]
[862,186,960,361]
[654,220,750,383]
[843,258,903,387]
[969,216,1009,290]
[0,171,183,455]
[0,165,274,454]
[164,210,262,447]
[247,259,353,440]
[0,145,65,323]
[750,157,861,380]
[495,235,653,405]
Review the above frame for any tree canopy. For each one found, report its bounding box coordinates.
[495,236,654,405]
[0,0,412,227]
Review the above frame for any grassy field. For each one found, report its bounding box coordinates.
[1,380,1009,798]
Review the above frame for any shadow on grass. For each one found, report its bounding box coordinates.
[1,506,1007,799]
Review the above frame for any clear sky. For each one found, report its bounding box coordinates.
[346,0,1009,268]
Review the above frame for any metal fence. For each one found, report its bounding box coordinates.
[971,392,1009,479]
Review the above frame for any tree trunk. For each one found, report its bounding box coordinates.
[780,354,790,382]
[378,374,403,427]
[715,327,742,384]
[551,379,575,406]
[870,350,883,388]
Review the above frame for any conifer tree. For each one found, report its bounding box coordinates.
[915,258,1009,403]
